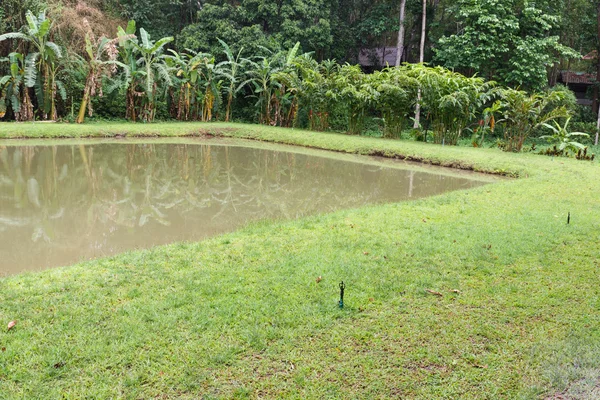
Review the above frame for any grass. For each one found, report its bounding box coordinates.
[1,121,600,399]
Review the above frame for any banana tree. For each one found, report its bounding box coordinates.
[246,43,300,126]
[130,28,174,122]
[246,56,281,125]
[0,10,63,120]
[540,117,590,155]
[195,54,223,122]
[76,33,128,124]
[117,22,173,122]
[117,21,142,121]
[0,53,34,121]
[165,49,205,121]
[216,39,250,122]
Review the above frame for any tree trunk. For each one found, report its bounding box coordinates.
[594,2,600,117]
[413,0,426,129]
[395,0,407,67]
[226,91,233,122]
[77,74,93,124]
[76,90,90,124]
[596,103,600,145]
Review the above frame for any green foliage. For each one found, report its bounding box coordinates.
[0,5,588,154]
[0,9,65,120]
[177,0,333,59]
[497,88,571,152]
[115,22,174,122]
[434,0,579,91]
[335,64,369,135]
[116,0,198,39]
[0,0,44,34]
[406,64,496,145]
[367,67,418,138]
[544,84,578,117]
[539,117,590,155]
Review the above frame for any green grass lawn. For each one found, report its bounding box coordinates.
[1,122,599,399]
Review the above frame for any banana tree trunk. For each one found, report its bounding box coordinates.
[76,82,91,124]
[76,96,89,124]
[50,81,57,121]
[225,91,233,122]
[18,89,34,122]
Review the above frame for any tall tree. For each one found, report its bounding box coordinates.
[434,0,578,91]
[413,0,426,129]
[395,0,407,66]
[596,1,600,145]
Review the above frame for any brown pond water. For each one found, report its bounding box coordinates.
[0,139,493,275]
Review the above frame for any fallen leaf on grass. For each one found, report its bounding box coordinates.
[316,276,322,283]
[7,320,16,331]
[425,289,443,297]
[369,297,374,302]
[363,251,369,255]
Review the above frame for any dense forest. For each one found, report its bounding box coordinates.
[0,0,599,147]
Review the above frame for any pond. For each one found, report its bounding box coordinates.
[0,138,494,275]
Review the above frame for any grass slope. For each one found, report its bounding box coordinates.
[1,122,599,399]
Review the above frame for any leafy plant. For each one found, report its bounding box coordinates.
[0,9,64,120]
[497,88,571,152]
[472,101,501,147]
[116,21,173,122]
[76,32,127,124]
[216,38,250,122]
[0,52,34,121]
[539,117,590,155]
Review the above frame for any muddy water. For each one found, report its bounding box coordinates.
[0,139,492,275]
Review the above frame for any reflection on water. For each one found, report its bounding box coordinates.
[0,142,488,274]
